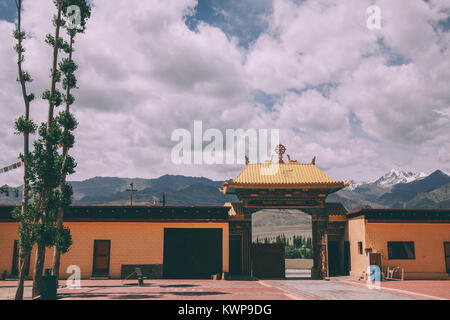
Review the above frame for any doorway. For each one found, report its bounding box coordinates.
[230,235,243,276]
[343,241,351,275]
[328,241,340,276]
[92,240,111,276]
[163,228,222,279]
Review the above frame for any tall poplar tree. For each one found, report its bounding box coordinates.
[10,0,90,299]
[51,0,91,283]
[13,0,37,300]
[30,0,65,298]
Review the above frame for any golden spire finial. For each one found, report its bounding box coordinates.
[275,144,286,164]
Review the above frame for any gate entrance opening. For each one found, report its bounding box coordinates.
[222,144,348,279]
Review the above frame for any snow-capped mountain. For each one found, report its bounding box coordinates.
[372,169,427,188]
[328,169,450,210]
[347,180,366,191]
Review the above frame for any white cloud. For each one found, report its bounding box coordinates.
[0,0,449,187]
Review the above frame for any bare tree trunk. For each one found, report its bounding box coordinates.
[51,183,66,283]
[14,254,29,300]
[51,209,64,283]
[32,242,46,298]
[51,176,67,282]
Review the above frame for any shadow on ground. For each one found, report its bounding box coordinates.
[160,291,229,296]
[123,283,154,287]
[116,294,164,299]
[57,293,109,299]
[159,284,199,288]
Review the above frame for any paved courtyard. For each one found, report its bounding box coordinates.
[0,279,290,300]
[1,277,448,300]
[261,279,444,300]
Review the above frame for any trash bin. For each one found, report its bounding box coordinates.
[41,269,57,300]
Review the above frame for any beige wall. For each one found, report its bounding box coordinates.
[365,222,449,280]
[345,217,450,280]
[0,221,229,279]
[345,216,367,279]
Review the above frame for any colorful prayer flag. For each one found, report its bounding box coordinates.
[0,161,22,174]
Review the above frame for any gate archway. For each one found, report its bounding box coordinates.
[221,145,349,279]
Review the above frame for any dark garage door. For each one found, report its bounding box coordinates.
[163,228,222,279]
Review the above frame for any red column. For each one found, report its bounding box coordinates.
[311,212,328,279]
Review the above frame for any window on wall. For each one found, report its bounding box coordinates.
[388,242,415,260]
[358,242,363,255]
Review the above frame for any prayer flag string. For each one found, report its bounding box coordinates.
[0,161,22,174]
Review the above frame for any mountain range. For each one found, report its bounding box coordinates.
[328,169,450,210]
[0,175,238,206]
[1,170,450,211]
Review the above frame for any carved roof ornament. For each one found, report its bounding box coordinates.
[311,156,316,165]
[287,154,298,163]
[275,144,286,164]
[245,155,249,165]
[264,155,274,163]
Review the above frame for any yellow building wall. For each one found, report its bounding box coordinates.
[0,221,229,279]
[345,216,367,279]
[364,222,450,280]
[0,222,21,277]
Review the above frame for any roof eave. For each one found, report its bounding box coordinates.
[222,182,348,190]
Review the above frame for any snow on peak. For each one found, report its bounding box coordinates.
[347,179,369,190]
[347,180,360,191]
[374,169,426,187]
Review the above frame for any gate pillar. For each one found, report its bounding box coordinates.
[311,211,329,279]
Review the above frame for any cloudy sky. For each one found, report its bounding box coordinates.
[0,0,449,187]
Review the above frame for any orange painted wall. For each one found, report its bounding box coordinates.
[345,217,450,280]
[365,222,449,279]
[0,221,229,279]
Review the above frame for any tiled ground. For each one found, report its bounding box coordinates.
[0,279,292,300]
[262,279,437,300]
[0,278,448,300]
[344,279,450,300]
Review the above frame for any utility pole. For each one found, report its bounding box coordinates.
[126,183,138,207]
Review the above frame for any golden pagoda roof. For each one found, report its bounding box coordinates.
[224,162,347,188]
[222,145,349,191]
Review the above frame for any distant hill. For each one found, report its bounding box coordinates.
[0,175,237,206]
[402,182,450,209]
[69,175,236,206]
